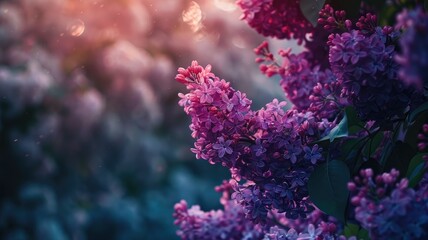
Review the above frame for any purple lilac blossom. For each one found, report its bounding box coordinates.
[236,0,313,42]
[174,182,350,240]
[176,61,334,222]
[328,27,419,125]
[254,42,347,120]
[305,4,352,68]
[176,60,253,167]
[395,8,428,89]
[173,182,264,240]
[349,169,428,239]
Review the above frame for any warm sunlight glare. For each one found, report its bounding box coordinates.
[213,0,237,12]
[182,1,202,32]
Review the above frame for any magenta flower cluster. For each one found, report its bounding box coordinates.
[176,61,335,223]
[328,27,419,124]
[236,0,313,42]
[173,181,264,240]
[349,169,428,239]
[174,182,348,240]
[254,41,347,121]
[254,4,422,125]
[174,1,428,239]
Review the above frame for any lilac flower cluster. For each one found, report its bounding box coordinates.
[174,199,346,240]
[264,224,349,240]
[173,181,267,240]
[236,0,313,42]
[174,181,349,240]
[317,5,351,33]
[355,13,378,34]
[328,27,418,124]
[252,4,361,121]
[254,41,347,120]
[302,4,352,68]
[349,169,428,239]
[176,60,253,167]
[173,189,264,240]
[395,8,428,89]
[263,207,351,240]
[176,61,335,223]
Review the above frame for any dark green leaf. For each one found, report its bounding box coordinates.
[379,140,393,168]
[344,223,359,237]
[409,101,428,123]
[320,113,348,143]
[330,0,362,20]
[308,160,350,222]
[345,107,364,134]
[318,107,364,143]
[405,109,428,150]
[344,223,369,239]
[406,153,427,188]
[363,131,383,158]
[341,138,368,173]
[300,0,326,27]
[358,228,370,240]
[342,139,363,163]
[383,141,417,177]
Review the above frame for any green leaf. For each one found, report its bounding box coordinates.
[379,140,393,168]
[317,107,364,143]
[344,223,370,240]
[405,109,428,150]
[406,153,427,188]
[383,141,417,177]
[345,107,363,134]
[408,101,428,123]
[363,131,383,158]
[320,113,348,143]
[308,160,350,222]
[300,0,326,27]
[358,228,370,240]
[342,139,363,163]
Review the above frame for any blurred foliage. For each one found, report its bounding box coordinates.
[0,0,289,239]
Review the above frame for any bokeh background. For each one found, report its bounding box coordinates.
[0,0,298,239]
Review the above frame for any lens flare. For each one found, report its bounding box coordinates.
[213,0,236,12]
[182,1,202,32]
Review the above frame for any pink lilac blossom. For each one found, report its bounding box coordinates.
[176,60,253,167]
[254,41,347,120]
[236,0,313,42]
[176,61,334,222]
[355,13,378,35]
[298,4,352,69]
